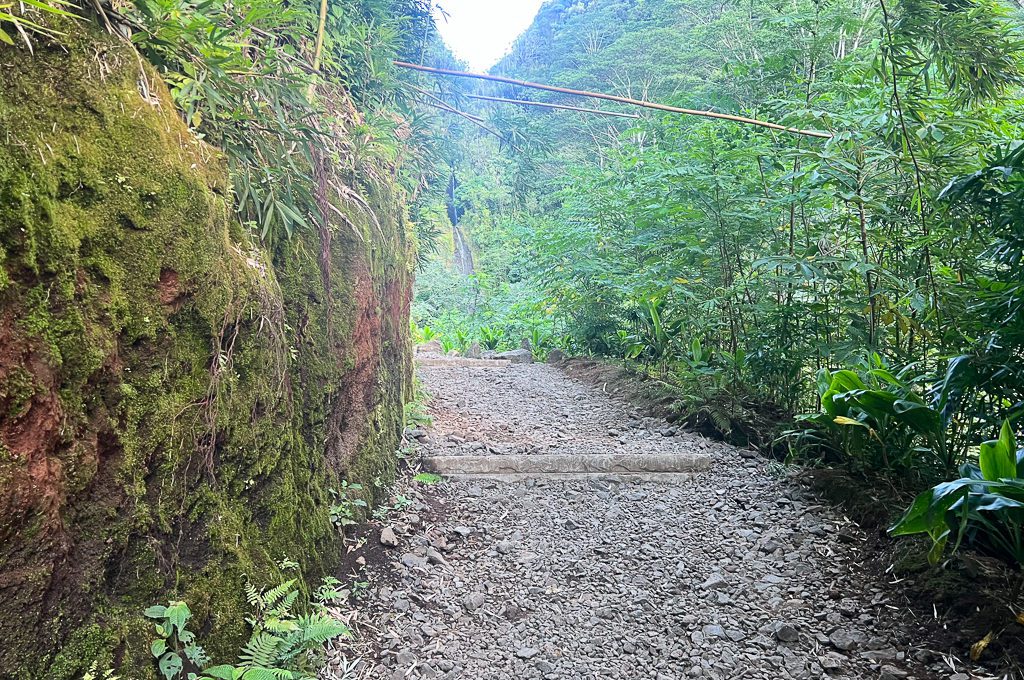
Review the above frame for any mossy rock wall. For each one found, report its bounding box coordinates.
[0,20,412,678]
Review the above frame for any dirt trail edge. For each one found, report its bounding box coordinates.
[327,361,948,680]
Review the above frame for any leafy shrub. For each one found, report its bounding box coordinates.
[328,481,367,529]
[145,575,348,680]
[891,421,1024,567]
[788,357,951,476]
[478,325,504,350]
[410,323,440,344]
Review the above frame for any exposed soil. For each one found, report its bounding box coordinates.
[324,359,1023,680]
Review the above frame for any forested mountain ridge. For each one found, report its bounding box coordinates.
[497,0,712,101]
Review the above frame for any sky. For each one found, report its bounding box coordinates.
[432,0,547,71]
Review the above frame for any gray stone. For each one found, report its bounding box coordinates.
[701,573,729,590]
[465,342,482,359]
[462,592,486,611]
[773,623,799,643]
[495,349,533,364]
[380,526,399,547]
[702,624,726,638]
[879,665,907,680]
[516,647,539,659]
[400,553,427,569]
[829,628,867,651]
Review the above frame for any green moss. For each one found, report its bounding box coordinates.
[1,17,411,680]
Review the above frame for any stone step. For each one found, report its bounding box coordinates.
[415,357,511,367]
[422,452,710,482]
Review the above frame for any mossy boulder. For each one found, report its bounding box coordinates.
[0,18,411,678]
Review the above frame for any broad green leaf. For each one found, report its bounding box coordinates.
[145,605,168,619]
[165,601,191,633]
[998,421,1016,466]
[979,439,1016,481]
[892,400,940,435]
[151,639,167,658]
[159,652,184,680]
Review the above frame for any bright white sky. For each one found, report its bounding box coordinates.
[433,0,547,71]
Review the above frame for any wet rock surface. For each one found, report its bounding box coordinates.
[327,364,948,680]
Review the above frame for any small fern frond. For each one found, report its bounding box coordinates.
[299,614,348,643]
[244,582,261,608]
[276,589,299,616]
[240,632,283,668]
[262,580,297,609]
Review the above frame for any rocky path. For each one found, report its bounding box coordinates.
[327,362,943,680]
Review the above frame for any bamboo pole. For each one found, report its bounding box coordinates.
[393,61,832,139]
[312,0,329,74]
[407,85,516,149]
[467,94,641,119]
[410,85,486,123]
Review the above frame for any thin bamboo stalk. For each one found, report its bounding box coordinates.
[312,0,329,73]
[467,94,640,119]
[411,85,486,123]
[408,86,515,148]
[394,61,832,139]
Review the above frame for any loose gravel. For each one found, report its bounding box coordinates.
[326,362,945,680]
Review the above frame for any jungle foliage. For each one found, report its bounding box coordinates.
[410,0,1024,565]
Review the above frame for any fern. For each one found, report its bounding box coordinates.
[146,574,348,680]
[244,582,261,608]
[261,580,297,611]
[276,589,299,616]
[238,669,283,680]
[240,632,284,667]
[298,615,348,644]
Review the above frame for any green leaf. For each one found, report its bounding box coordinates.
[151,639,167,658]
[159,652,184,680]
[201,665,238,680]
[829,370,866,393]
[165,601,191,633]
[999,420,1016,466]
[892,400,940,435]
[979,439,1016,481]
[145,605,168,619]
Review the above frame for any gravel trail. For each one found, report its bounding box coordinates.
[328,362,939,680]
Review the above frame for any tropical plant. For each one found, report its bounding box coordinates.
[478,325,504,350]
[891,421,1024,567]
[145,574,349,680]
[790,357,950,476]
[328,481,367,529]
[411,323,440,344]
